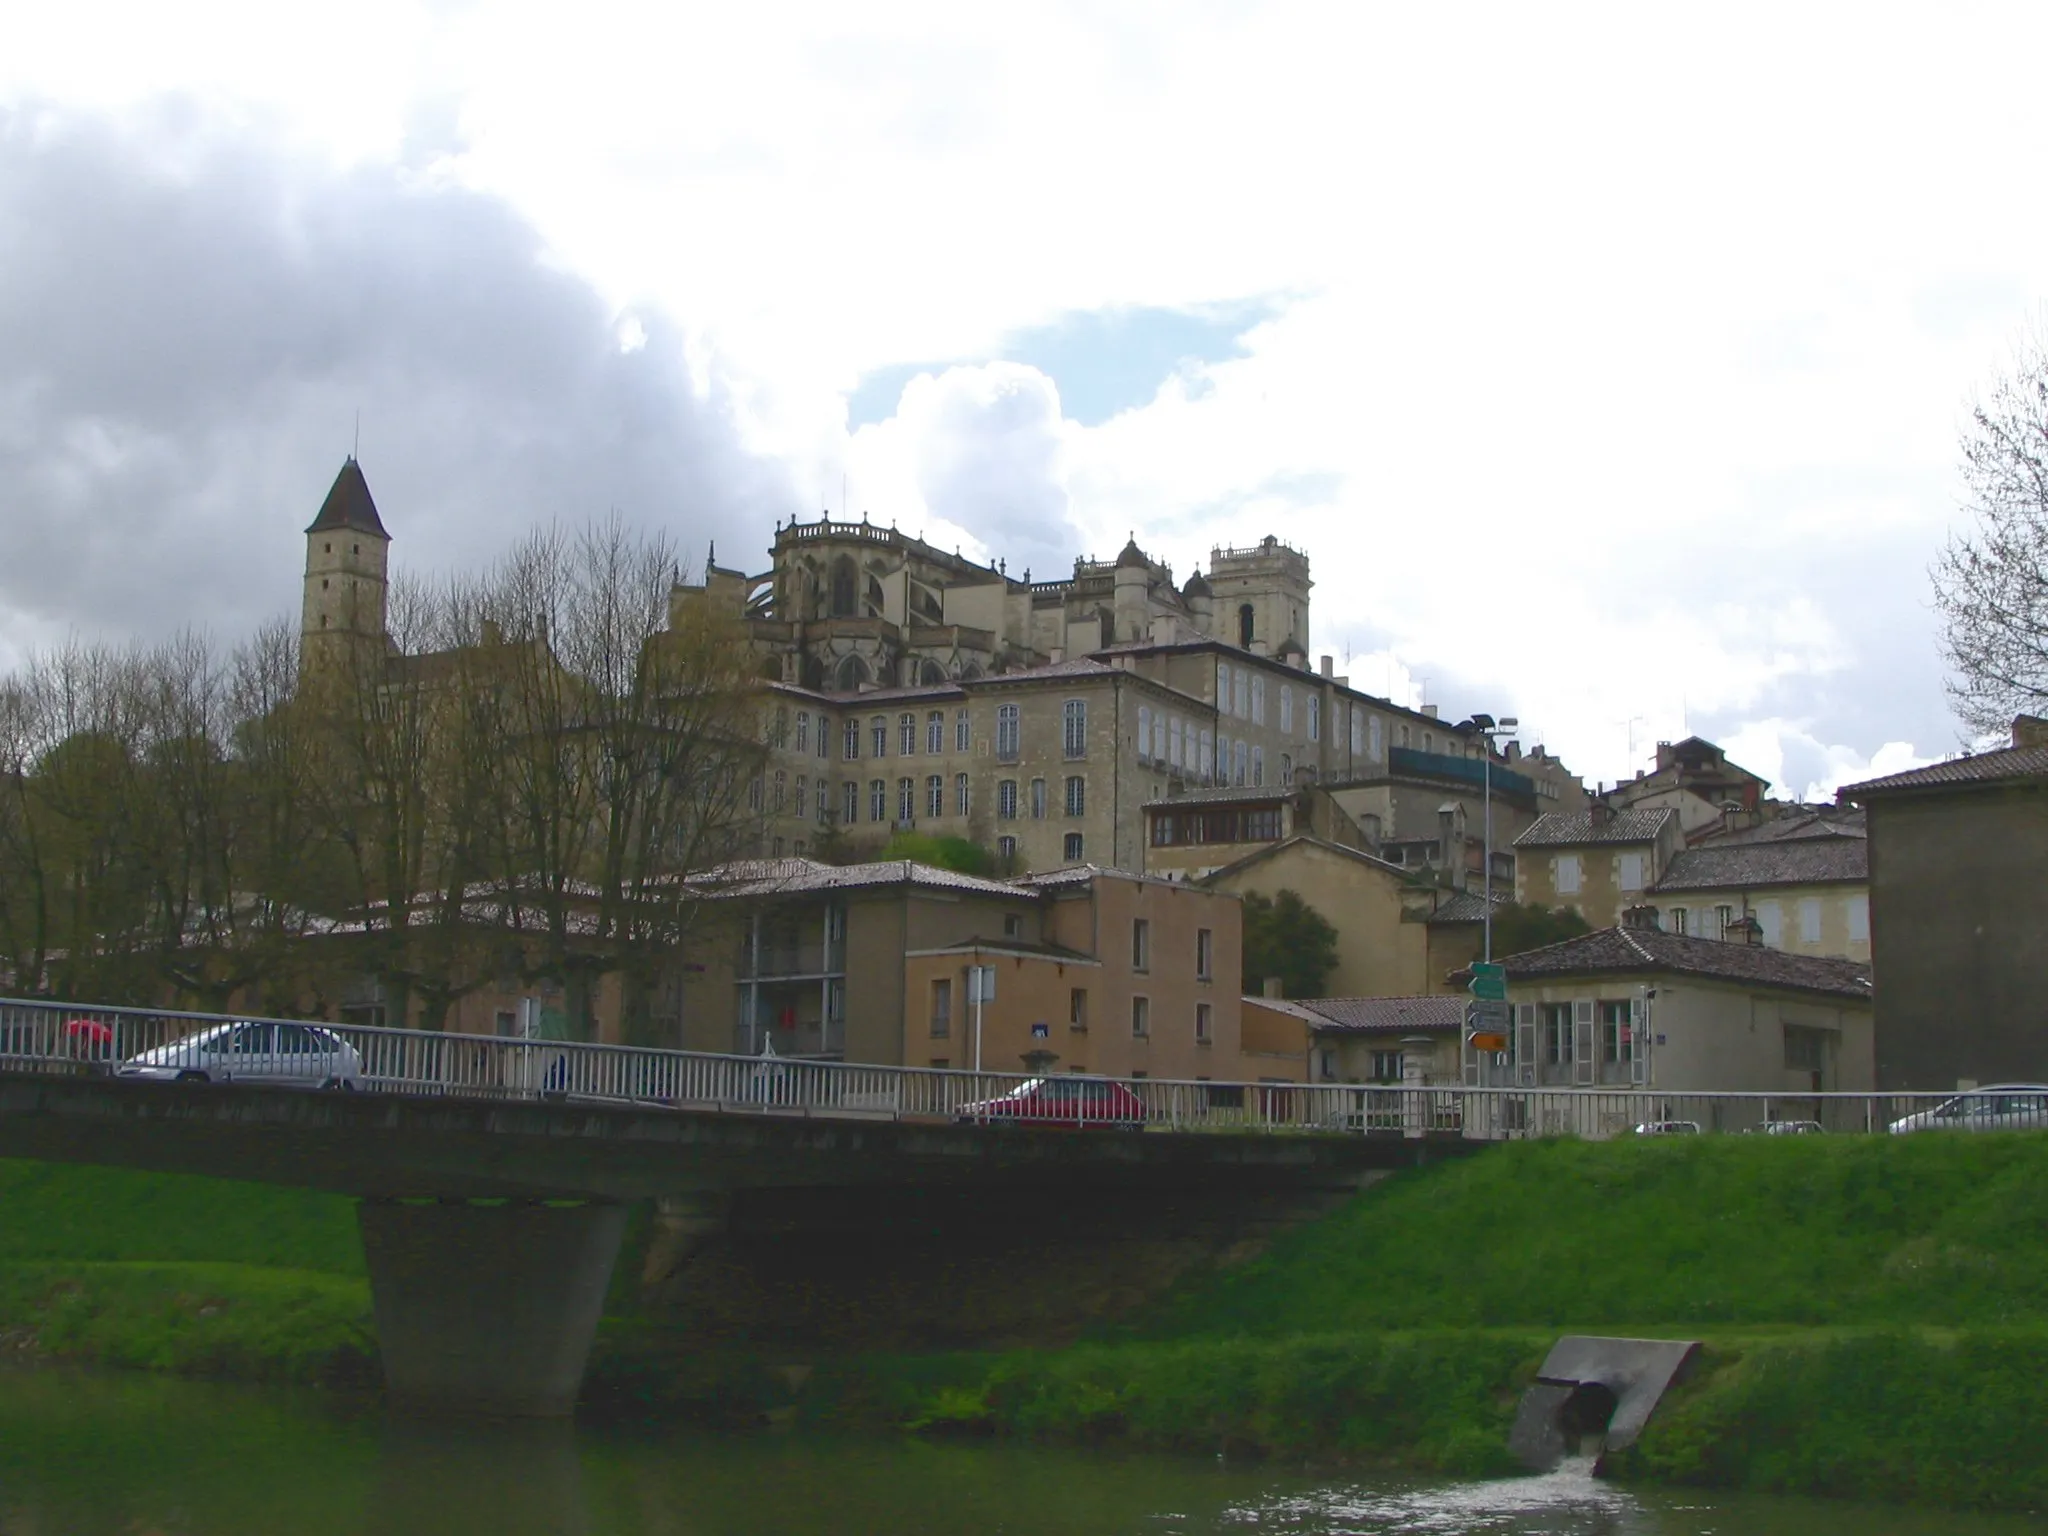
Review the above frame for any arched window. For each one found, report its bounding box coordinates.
[830,556,858,617]
[1238,603,1255,647]
[919,659,946,686]
[834,653,869,691]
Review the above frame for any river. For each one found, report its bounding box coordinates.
[0,1367,2041,1536]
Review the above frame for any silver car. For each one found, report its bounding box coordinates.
[118,1021,364,1090]
[1888,1084,2048,1135]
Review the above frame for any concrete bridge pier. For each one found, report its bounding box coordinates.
[357,1198,628,1417]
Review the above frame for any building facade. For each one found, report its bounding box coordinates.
[1842,718,2048,1091]
[1644,811,1869,960]
[1513,807,1684,927]
[1491,926,1874,1109]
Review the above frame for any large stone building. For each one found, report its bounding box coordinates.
[294,465,1579,892]
[698,515,1583,881]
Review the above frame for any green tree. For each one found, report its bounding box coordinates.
[878,831,997,877]
[1241,888,1340,999]
[1488,901,1591,958]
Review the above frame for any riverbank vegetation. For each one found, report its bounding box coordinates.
[11,1136,2048,1509]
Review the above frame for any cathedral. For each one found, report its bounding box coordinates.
[680,515,1315,689]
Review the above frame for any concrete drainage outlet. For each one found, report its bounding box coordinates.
[1507,1336,1700,1473]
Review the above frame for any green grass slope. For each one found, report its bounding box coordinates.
[1140,1134,2048,1336]
[0,1159,363,1274]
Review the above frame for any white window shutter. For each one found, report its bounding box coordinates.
[1516,1005,1537,1086]
[1573,1000,1595,1085]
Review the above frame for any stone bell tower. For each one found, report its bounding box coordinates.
[300,456,391,681]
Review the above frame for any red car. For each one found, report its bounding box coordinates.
[957,1076,1147,1129]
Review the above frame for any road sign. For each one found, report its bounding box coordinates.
[1468,962,1507,1002]
[1469,1032,1508,1053]
[1465,998,1510,1032]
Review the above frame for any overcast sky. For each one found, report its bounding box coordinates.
[6,2,2043,798]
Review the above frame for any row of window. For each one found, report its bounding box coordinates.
[995,775,1086,819]
[1665,897,1867,947]
[1149,807,1284,847]
[929,979,1212,1042]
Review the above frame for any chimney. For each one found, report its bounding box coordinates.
[1422,704,1439,720]
[1622,904,1661,931]
[2015,714,2048,750]
[1319,654,1334,678]
[1589,798,1614,828]
[1262,976,1283,999]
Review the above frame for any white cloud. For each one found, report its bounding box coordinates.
[5,3,2043,783]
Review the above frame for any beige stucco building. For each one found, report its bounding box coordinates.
[1644,811,1870,960]
[1513,807,1684,928]
[1491,926,1874,1111]
[671,857,1272,1079]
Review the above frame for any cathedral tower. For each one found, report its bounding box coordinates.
[300,456,390,679]
[1205,535,1311,656]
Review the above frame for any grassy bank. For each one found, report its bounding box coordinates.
[0,1160,372,1383]
[1136,1133,2048,1337]
[11,1140,2048,1508]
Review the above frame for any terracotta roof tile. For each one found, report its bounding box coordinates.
[1514,808,1677,847]
[1840,745,2048,797]
[1487,926,1871,1002]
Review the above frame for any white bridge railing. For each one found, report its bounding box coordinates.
[0,996,1982,1140]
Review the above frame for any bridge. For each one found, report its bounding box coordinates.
[0,998,1946,1417]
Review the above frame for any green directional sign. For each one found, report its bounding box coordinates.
[1468,962,1507,1002]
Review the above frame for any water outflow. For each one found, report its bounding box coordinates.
[1507,1337,1700,1473]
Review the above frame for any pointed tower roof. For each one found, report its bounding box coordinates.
[305,457,390,539]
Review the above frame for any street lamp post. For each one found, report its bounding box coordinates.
[1464,713,1518,1091]
[1469,714,1518,964]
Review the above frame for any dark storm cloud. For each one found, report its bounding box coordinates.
[0,103,801,658]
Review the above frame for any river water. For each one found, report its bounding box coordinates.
[0,1367,2041,1536]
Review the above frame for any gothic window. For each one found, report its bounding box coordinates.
[1238,603,1255,647]
[834,652,868,691]
[830,556,858,617]
[919,659,946,685]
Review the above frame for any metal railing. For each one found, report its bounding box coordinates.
[0,996,2016,1140]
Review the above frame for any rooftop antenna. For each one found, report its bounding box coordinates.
[352,410,360,460]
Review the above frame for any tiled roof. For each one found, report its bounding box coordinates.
[305,457,389,538]
[1840,744,2048,797]
[1197,834,1413,886]
[1143,785,1296,808]
[1488,926,1872,1002]
[1650,838,1866,893]
[1514,808,1677,847]
[1284,995,1467,1034]
[972,658,1120,686]
[915,936,1098,963]
[1427,889,1511,924]
[1701,809,1865,846]
[692,857,1023,900]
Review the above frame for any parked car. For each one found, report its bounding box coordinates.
[1630,1120,1700,1136]
[118,1021,364,1090]
[1888,1085,2048,1135]
[956,1076,1146,1129]
[1763,1119,1825,1135]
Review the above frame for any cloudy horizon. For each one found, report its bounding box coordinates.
[7,4,2045,801]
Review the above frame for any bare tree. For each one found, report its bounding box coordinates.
[483,516,764,1042]
[1935,335,2048,736]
